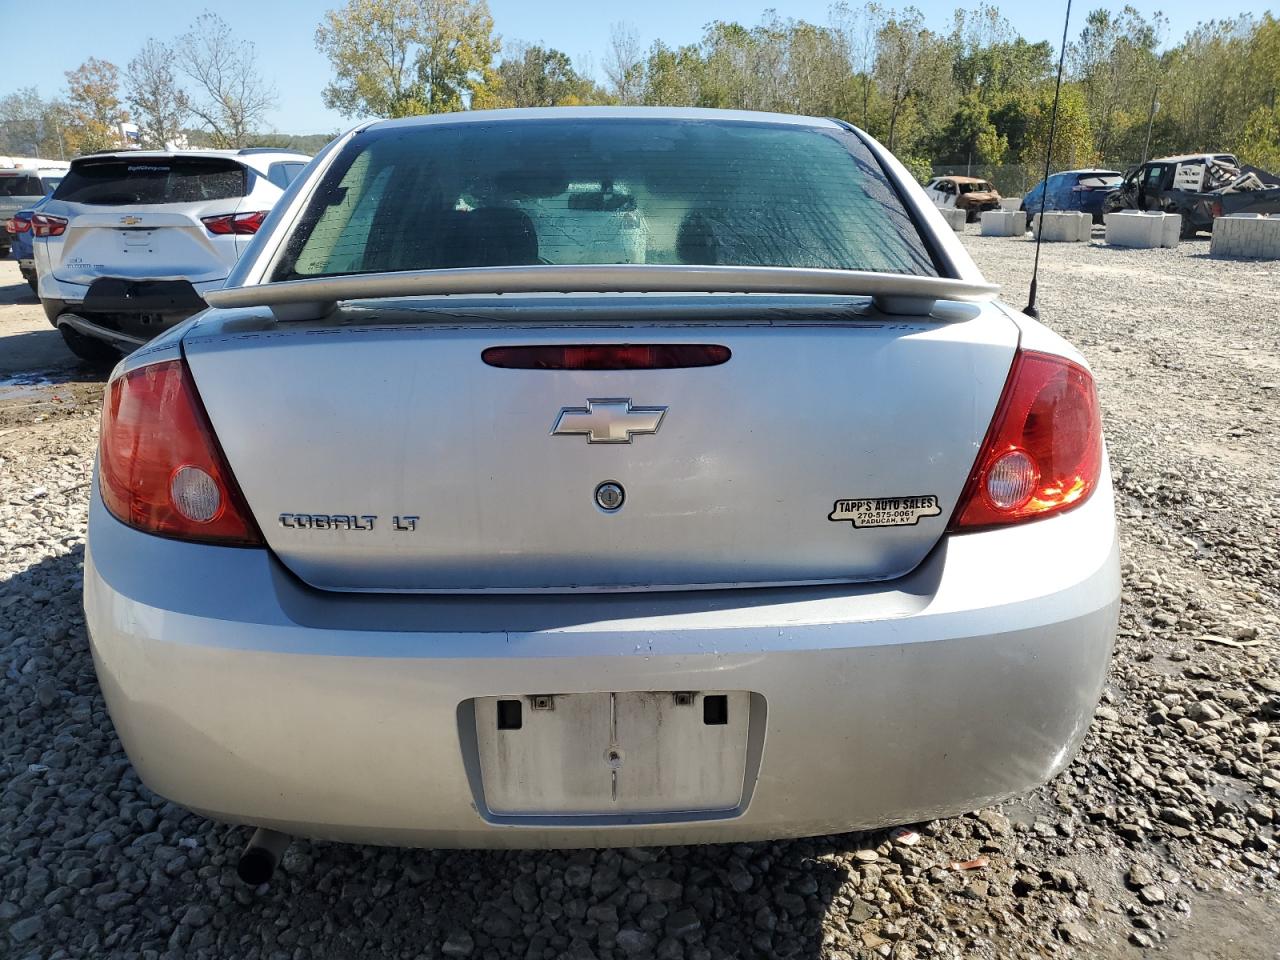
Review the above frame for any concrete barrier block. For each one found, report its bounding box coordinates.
[980,209,1026,237]
[1212,214,1280,259]
[1106,211,1179,249]
[999,198,1024,212]
[1033,211,1092,242]
[938,207,968,231]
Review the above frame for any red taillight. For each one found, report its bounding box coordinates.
[949,350,1103,531]
[201,211,267,235]
[482,344,731,370]
[31,214,67,237]
[6,216,31,234]
[99,359,263,546]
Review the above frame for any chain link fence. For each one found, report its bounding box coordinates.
[929,164,1039,201]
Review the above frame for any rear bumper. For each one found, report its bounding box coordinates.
[85,472,1120,849]
[39,274,221,346]
[56,313,148,350]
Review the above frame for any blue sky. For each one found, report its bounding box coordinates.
[6,0,1257,134]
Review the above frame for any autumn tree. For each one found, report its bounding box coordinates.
[178,12,276,147]
[65,58,129,153]
[316,0,500,117]
[125,39,190,149]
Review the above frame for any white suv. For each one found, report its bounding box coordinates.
[33,149,311,363]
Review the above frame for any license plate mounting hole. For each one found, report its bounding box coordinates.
[703,694,729,725]
[497,699,523,730]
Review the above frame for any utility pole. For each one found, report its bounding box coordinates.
[1141,84,1159,166]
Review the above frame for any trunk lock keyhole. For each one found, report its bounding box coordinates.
[595,481,625,512]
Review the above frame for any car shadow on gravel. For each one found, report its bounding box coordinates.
[3,545,854,959]
[0,280,38,307]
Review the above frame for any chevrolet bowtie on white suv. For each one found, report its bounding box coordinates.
[34,148,311,364]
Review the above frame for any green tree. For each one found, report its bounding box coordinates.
[641,41,704,106]
[0,88,72,159]
[873,9,952,153]
[495,44,597,107]
[1021,84,1096,176]
[1070,6,1166,163]
[937,92,1007,166]
[831,2,884,130]
[1239,104,1280,170]
[65,58,129,154]
[316,0,500,117]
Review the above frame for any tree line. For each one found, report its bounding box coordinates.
[314,0,1280,181]
[3,1,1278,185]
[0,12,281,157]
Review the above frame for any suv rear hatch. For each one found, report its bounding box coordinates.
[183,297,1018,592]
[46,155,248,285]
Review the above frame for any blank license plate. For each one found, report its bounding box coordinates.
[474,691,750,816]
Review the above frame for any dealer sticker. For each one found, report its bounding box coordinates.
[828,495,941,528]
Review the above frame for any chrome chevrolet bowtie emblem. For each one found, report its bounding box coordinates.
[119,216,142,225]
[552,399,666,443]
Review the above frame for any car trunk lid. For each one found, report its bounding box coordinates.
[45,154,249,285]
[50,209,234,285]
[183,296,1018,592]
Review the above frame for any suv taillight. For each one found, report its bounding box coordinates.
[99,359,263,546]
[201,211,267,235]
[31,214,67,237]
[949,350,1103,531]
[6,216,31,234]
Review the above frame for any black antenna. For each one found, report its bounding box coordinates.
[1025,0,1073,320]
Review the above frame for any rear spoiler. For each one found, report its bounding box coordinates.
[204,264,999,321]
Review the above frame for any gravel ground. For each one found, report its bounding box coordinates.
[1,237,1278,960]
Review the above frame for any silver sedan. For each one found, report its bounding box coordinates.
[85,108,1119,865]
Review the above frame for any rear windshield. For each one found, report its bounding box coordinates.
[274,118,938,280]
[1076,173,1121,187]
[0,174,44,197]
[53,158,247,205]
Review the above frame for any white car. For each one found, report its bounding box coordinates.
[84,109,1118,880]
[33,149,311,363]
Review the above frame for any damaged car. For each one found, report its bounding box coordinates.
[1104,153,1280,237]
[923,175,1002,222]
[33,148,311,364]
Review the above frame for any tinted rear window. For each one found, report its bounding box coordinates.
[53,158,247,205]
[1075,173,1121,187]
[274,118,938,280]
[0,175,43,197]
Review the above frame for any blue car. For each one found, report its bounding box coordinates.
[1022,169,1123,224]
[5,205,38,292]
